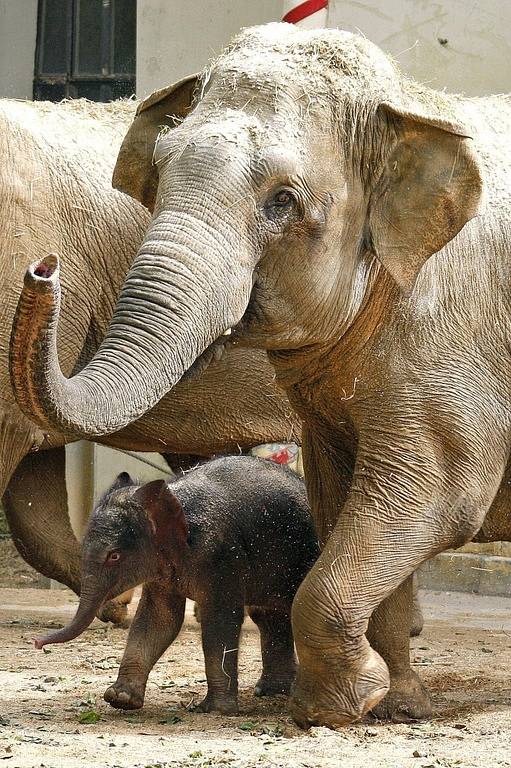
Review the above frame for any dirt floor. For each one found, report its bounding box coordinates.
[0,580,508,768]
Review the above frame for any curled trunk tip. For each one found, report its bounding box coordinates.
[27,253,60,288]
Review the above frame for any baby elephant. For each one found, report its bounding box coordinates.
[35,456,319,715]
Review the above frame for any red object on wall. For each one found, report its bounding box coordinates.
[283,0,328,25]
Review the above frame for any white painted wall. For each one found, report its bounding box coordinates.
[329,0,510,97]
[136,0,282,97]
[66,443,169,540]
[0,0,38,98]
[137,0,510,98]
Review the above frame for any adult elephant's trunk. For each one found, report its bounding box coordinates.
[10,206,252,437]
[34,577,105,648]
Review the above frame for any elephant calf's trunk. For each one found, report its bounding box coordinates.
[34,593,102,649]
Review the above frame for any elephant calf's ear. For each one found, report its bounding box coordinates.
[113,74,199,212]
[368,104,483,294]
[134,480,188,551]
[101,472,134,502]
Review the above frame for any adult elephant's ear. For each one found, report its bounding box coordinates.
[113,74,199,211]
[368,103,483,295]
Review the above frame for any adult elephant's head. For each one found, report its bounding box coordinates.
[10,23,482,437]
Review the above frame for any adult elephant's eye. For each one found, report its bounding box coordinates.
[264,187,300,221]
[273,189,294,207]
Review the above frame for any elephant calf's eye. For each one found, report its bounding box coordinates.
[106,550,121,565]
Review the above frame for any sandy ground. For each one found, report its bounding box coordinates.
[0,586,508,768]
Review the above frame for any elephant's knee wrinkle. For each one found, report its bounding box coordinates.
[443,504,487,550]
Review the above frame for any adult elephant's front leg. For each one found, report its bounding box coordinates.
[290,431,502,729]
[300,427,428,722]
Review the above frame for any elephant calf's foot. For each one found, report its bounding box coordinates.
[104,679,145,710]
[371,670,432,723]
[194,692,239,715]
[254,668,296,697]
[97,599,131,628]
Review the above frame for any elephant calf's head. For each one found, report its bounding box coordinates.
[33,472,188,649]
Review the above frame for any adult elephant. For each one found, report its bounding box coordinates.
[0,96,298,618]
[10,24,511,727]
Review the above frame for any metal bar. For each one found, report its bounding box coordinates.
[101,0,112,75]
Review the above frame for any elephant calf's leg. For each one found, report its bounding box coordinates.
[104,580,185,710]
[195,599,244,715]
[248,606,297,697]
[368,576,431,723]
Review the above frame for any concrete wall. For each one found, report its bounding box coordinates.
[0,0,38,98]
[137,0,510,98]
[329,0,510,97]
[136,0,282,97]
[66,443,169,540]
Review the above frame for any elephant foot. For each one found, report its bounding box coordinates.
[371,670,432,723]
[194,692,239,715]
[290,647,390,730]
[97,599,131,627]
[254,669,295,697]
[104,679,145,710]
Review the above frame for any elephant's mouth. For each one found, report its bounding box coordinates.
[179,333,234,382]
[179,279,262,382]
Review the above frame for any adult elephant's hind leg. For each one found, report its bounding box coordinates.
[3,447,130,625]
[3,447,82,593]
[410,573,424,638]
[368,576,431,722]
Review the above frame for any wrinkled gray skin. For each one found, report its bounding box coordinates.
[0,97,298,622]
[10,25,511,727]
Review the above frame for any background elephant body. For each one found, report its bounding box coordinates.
[0,97,147,482]
[0,96,146,593]
[9,24,511,729]
[0,97,298,598]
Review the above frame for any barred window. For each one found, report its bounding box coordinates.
[34,0,136,102]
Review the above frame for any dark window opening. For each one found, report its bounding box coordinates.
[34,0,136,102]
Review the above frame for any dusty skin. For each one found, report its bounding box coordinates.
[0,555,509,768]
